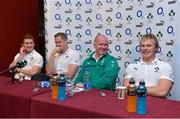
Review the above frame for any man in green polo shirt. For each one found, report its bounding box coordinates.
[74,34,120,91]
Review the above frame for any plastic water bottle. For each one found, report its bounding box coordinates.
[37,81,50,88]
[83,68,91,91]
[136,80,147,115]
[127,77,137,112]
[51,74,58,100]
[58,74,66,100]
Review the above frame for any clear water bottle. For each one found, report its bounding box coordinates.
[127,77,137,112]
[58,74,66,100]
[83,68,91,91]
[136,80,147,115]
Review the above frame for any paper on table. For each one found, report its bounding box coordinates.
[73,87,84,92]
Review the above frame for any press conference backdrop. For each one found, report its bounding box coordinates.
[44,0,179,100]
[171,0,180,100]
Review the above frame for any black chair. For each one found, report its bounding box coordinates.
[31,73,50,81]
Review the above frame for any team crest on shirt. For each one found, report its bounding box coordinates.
[134,67,138,71]
[155,67,159,72]
[65,54,69,59]
[87,61,91,65]
[30,57,33,61]
[100,58,105,65]
[111,60,115,67]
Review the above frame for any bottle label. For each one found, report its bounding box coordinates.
[58,81,66,86]
[128,87,136,96]
[83,83,91,91]
[52,80,58,86]
[137,88,147,96]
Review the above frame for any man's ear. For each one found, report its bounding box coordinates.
[93,43,96,48]
[155,48,158,53]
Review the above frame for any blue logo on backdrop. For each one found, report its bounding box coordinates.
[65,29,72,37]
[125,28,132,36]
[44,29,48,36]
[137,10,143,18]
[135,45,140,52]
[96,14,102,20]
[75,14,82,21]
[106,0,113,4]
[85,0,92,5]
[55,14,61,20]
[157,47,162,54]
[115,45,121,52]
[157,7,164,16]
[105,29,112,36]
[167,26,174,35]
[85,29,92,36]
[75,44,81,51]
[116,12,122,19]
[124,61,130,68]
[146,27,152,34]
[65,0,71,5]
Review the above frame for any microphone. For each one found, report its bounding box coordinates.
[9,60,27,72]
[0,60,27,74]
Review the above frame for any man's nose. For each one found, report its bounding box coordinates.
[56,43,61,46]
[103,45,108,48]
[142,47,148,50]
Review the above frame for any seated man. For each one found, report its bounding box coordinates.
[46,32,81,80]
[9,34,43,80]
[124,33,174,98]
[74,34,120,91]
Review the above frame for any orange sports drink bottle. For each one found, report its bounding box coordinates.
[51,74,58,100]
[127,77,137,112]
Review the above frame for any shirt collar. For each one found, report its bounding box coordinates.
[90,52,108,61]
[140,57,159,65]
[92,53,103,61]
[28,49,35,55]
[63,48,70,56]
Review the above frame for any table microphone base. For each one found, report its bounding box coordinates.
[9,76,18,84]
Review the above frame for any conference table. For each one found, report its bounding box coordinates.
[0,76,50,117]
[30,89,180,118]
[0,76,180,118]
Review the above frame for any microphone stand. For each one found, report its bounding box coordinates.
[0,65,17,74]
[0,67,18,84]
[10,74,18,84]
[0,68,12,74]
[0,60,27,84]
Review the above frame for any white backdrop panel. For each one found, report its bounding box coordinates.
[44,0,178,99]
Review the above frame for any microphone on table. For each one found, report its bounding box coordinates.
[0,60,27,74]
[9,60,27,73]
[10,60,27,84]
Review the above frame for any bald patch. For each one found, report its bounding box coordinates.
[94,35,108,43]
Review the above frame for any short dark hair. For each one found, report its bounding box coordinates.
[54,32,68,41]
[22,34,35,43]
[140,33,159,50]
